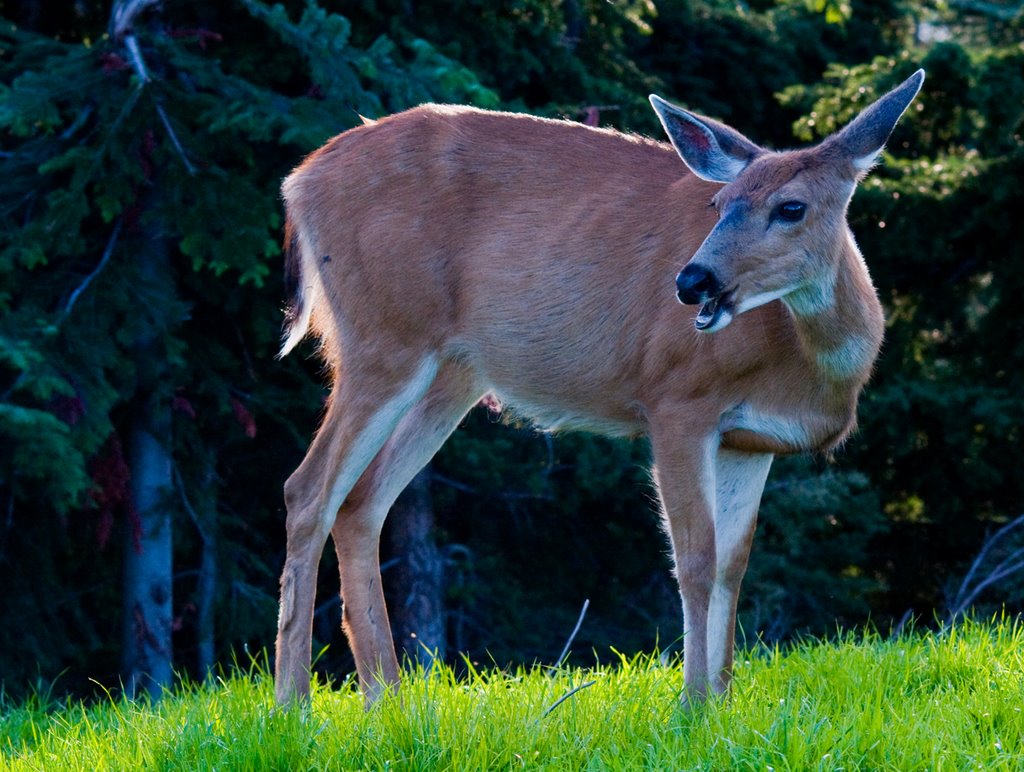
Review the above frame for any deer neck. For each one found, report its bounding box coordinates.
[782,236,885,387]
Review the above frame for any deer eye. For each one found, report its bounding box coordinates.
[776,201,806,223]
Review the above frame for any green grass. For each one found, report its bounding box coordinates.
[3,619,1023,770]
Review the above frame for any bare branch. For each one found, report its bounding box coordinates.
[155,102,196,176]
[173,463,210,543]
[956,558,1024,610]
[542,680,596,718]
[549,598,590,674]
[59,105,94,142]
[430,471,553,501]
[119,14,197,176]
[123,33,151,82]
[951,513,1024,606]
[946,512,1024,624]
[890,608,915,638]
[109,0,162,41]
[58,218,122,325]
[429,471,479,496]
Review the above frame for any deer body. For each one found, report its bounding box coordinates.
[275,72,923,706]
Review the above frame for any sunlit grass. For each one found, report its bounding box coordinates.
[3,618,1023,770]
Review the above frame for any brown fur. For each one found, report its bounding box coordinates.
[274,73,922,708]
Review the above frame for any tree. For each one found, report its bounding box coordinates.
[0,0,497,696]
[383,468,446,667]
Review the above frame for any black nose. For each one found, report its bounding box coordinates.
[676,264,720,305]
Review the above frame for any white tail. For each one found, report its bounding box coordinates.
[274,70,925,706]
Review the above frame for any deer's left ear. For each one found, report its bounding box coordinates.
[827,69,925,176]
[649,95,762,184]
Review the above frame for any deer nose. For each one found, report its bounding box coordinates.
[676,264,721,305]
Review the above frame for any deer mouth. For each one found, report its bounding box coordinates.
[694,288,735,331]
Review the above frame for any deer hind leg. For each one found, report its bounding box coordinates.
[331,362,483,707]
[707,448,772,694]
[274,353,440,705]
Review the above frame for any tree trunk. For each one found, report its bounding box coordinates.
[385,466,446,668]
[107,0,179,702]
[122,396,174,699]
[121,210,176,699]
[194,464,217,678]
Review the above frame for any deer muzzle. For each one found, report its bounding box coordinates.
[676,264,735,331]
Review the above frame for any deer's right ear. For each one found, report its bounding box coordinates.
[649,95,762,184]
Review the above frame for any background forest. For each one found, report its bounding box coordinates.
[0,0,1021,700]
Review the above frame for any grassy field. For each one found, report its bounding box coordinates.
[2,619,1023,770]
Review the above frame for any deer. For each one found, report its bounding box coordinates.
[274,69,925,708]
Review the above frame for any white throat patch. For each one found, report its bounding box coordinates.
[782,271,837,318]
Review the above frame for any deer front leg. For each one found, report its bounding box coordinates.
[707,448,772,694]
[651,428,718,703]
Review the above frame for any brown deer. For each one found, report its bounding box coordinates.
[274,70,925,707]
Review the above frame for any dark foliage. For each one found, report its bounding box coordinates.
[1,0,1021,697]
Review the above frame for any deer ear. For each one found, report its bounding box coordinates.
[649,95,762,183]
[828,69,925,175]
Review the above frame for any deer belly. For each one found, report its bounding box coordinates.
[486,385,643,438]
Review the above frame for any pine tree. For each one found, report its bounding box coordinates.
[0,0,497,696]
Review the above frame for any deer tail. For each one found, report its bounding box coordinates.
[278,212,311,358]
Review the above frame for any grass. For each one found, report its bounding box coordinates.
[2,618,1023,770]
